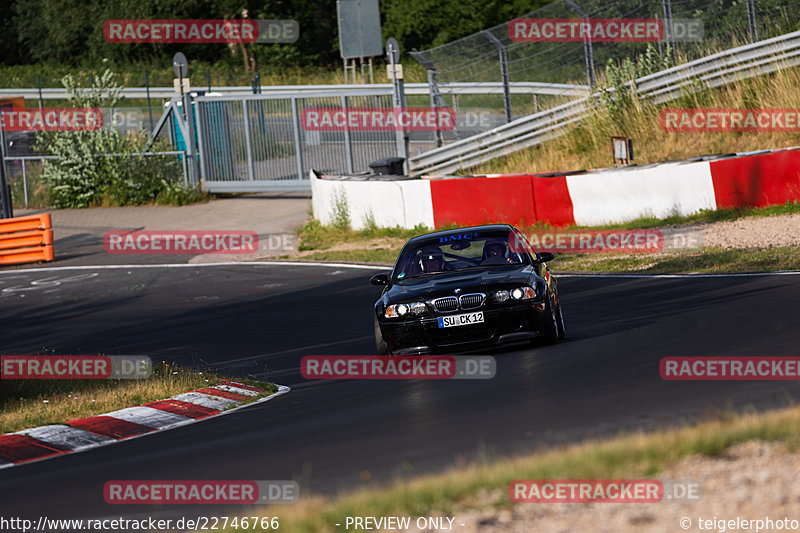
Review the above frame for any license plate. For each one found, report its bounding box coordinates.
[438,311,484,328]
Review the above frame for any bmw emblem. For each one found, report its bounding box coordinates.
[454,288,462,294]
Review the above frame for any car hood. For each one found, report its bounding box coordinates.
[385,266,535,302]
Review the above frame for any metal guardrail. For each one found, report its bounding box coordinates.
[0,82,590,101]
[409,30,800,176]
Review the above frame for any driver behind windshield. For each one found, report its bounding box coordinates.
[481,240,516,265]
[419,247,452,273]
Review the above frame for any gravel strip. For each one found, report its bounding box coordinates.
[700,213,800,249]
[443,441,800,533]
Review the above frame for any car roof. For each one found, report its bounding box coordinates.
[406,224,515,245]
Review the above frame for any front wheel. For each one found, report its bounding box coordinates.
[556,300,566,340]
[541,292,559,345]
[374,315,389,355]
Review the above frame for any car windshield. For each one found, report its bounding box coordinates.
[393,230,529,281]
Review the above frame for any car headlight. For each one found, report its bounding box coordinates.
[510,286,536,300]
[492,290,510,302]
[385,302,426,318]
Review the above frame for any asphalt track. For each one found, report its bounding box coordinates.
[1,262,799,521]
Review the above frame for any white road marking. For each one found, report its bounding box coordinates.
[1,261,797,278]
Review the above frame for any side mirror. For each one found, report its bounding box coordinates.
[535,252,555,263]
[370,272,390,286]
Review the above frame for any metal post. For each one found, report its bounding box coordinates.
[483,31,513,122]
[0,124,11,217]
[182,89,200,186]
[181,152,188,187]
[194,99,208,186]
[388,41,408,171]
[427,69,444,147]
[36,75,44,113]
[746,0,758,42]
[22,160,28,207]
[254,72,266,134]
[656,15,663,58]
[582,31,595,89]
[368,57,374,84]
[290,98,305,180]
[242,100,256,181]
[564,0,595,89]
[0,152,12,219]
[663,0,677,65]
[341,95,354,173]
[409,50,445,148]
[145,70,154,134]
[206,68,211,92]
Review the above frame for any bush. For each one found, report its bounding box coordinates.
[331,186,351,230]
[35,69,202,208]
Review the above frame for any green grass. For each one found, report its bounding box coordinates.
[235,403,800,532]
[298,219,433,251]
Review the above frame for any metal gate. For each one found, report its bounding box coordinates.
[194,90,400,192]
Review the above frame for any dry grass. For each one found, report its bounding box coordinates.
[242,405,800,532]
[474,64,800,175]
[1,362,219,434]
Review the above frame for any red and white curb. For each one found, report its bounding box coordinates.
[0,380,289,470]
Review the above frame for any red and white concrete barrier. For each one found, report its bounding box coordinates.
[311,147,800,229]
[0,380,288,469]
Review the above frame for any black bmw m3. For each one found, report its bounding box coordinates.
[370,224,566,355]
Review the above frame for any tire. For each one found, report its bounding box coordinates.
[374,315,389,355]
[541,292,559,345]
[556,300,566,340]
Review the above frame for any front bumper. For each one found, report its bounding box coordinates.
[379,301,548,355]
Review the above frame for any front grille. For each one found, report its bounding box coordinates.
[433,296,459,312]
[459,293,485,310]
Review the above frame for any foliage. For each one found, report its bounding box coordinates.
[596,44,673,129]
[35,69,202,208]
[331,186,351,231]
[3,0,552,70]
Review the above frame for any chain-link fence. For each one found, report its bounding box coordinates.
[409,0,800,126]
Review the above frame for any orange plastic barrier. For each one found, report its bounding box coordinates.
[0,214,54,265]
